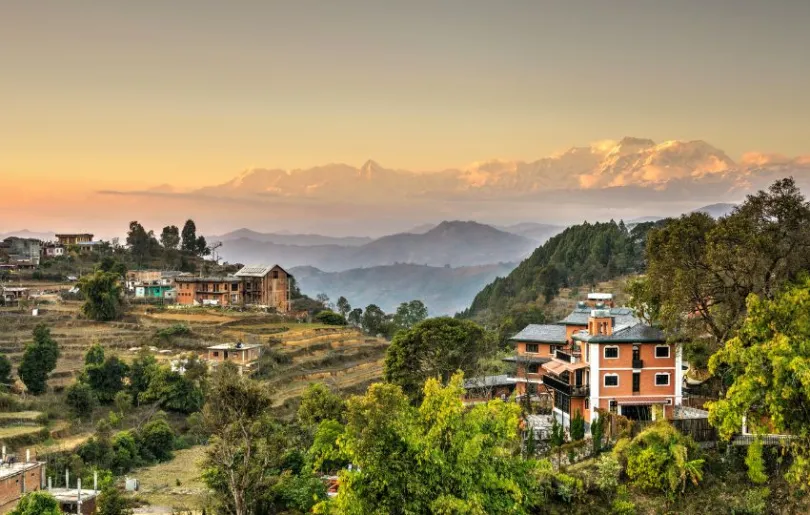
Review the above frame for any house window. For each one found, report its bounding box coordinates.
[655,345,670,358]
[525,343,539,353]
[528,363,540,374]
[609,400,618,414]
[604,374,619,387]
[272,270,279,279]
[550,344,561,356]
[655,373,670,386]
[213,351,219,357]
[232,283,238,291]
[585,397,590,409]
[604,346,619,359]
[555,390,571,414]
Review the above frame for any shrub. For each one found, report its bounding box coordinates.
[611,499,637,515]
[596,454,622,493]
[730,487,770,515]
[745,438,768,484]
[553,473,583,504]
[570,410,585,441]
[155,324,192,339]
[65,382,98,416]
[314,311,347,326]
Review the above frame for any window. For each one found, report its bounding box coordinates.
[585,397,590,409]
[525,343,539,353]
[655,373,670,386]
[655,345,670,358]
[632,372,640,393]
[550,344,562,356]
[213,351,219,357]
[272,270,279,279]
[609,400,618,414]
[528,363,540,374]
[555,390,571,414]
[232,283,238,291]
[604,374,619,387]
[604,346,619,359]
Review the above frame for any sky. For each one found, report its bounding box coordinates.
[1,0,809,235]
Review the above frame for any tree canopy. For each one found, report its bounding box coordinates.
[9,491,61,515]
[384,317,495,399]
[78,270,124,321]
[18,324,60,395]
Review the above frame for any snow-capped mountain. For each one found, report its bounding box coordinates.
[195,137,809,201]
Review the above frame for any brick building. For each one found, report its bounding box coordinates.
[175,264,292,312]
[0,452,45,512]
[206,342,263,371]
[55,234,94,246]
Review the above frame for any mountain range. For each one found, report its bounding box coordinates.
[290,262,517,315]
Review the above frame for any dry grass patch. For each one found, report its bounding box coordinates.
[129,446,210,511]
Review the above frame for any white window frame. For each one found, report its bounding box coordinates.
[654,373,670,386]
[603,346,619,359]
[603,373,619,388]
[654,345,670,359]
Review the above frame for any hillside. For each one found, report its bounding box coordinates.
[291,262,517,315]
[462,220,664,322]
[217,220,535,271]
[211,228,372,247]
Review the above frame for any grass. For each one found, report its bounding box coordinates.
[0,411,42,421]
[129,446,210,511]
[0,425,45,438]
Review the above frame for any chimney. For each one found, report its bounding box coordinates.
[589,309,613,336]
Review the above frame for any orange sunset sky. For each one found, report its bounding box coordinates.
[1,1,809,235]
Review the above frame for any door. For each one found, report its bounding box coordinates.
[632,346,640,362]
[632,372,640,393]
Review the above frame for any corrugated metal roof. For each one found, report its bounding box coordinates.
[573,323,666,343]
[587,293,613,300]
[235,264,275,277]
[558,307,638,326]
[510,324,568,343]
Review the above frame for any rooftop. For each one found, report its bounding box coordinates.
[587,292,613,300]
[47,488,100,502]
[463,374,517,389]
[558,306,638,326]
[207,342,263,350]
[0,461,41,481]
[175,275,238,283]
[510,324,567,343]
[572,323,666,343]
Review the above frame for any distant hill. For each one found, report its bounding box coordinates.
[496,222,563,243]
[218,220,536,272]
[211,228,372,247]
[291,262,518,315]
[692,203,736,218]
[0,230,54,241]
[461,220,663,322]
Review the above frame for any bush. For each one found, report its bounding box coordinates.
[570,410,585,441]
[65,382,98,416]
[155,324,192,339]
[314,311,347,326]
[745,438,768,484]
[730,487,770,515]
[553,473,583,504]
[596,454,622,493]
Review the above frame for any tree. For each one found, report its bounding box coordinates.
[315,293,330,308]
[96,484,133,515]
[361,304,386,335]
[644,178,810,360]
[139,416,176,462]
[160,225,181,250]
[66,381,98,416]
[297,383,345,427]
[707,277,810,484]
[307,419,349,474]
[181,219,198,253]
[202,362,287,515]
[114,391,133,416]
[384,317,495,399]
[78,271,124,321]
[336,296,351,318]
[85,343,106,366]
[615,421,704,500]
[8,491,61,515]
[128,349,158,405]
[570,410,586,441]
[126,221,158,267]
[314,310,347,326]
[96,256,127,276]
[85,356,130,403]
[0,354,13,391]
[347,308,363,327]
[392,300,428,330]
[139,364,205,414]
[320,373,545,514]
[195,235,209,257]
[18,324,60,395]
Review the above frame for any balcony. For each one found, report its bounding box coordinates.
[633,359,644,369]
[554,349,580,363]
[542,374,590,397]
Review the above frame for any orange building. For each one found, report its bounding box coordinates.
[175,275,242,306]
[55,234,93,245]
[0,453,45,512]
[175,264,292,312]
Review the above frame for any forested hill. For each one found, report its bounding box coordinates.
[460,220,664,322]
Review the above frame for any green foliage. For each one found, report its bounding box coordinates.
[360,304,386,335]
[96,256,127,276]
[347,307,363,327]
[8,491,61,515]
[707,277,810,484]
[591,412,607,456]
[128,349,158,404]
[18,324,60,395]
[85,343,106,366]
[0,354,13,390]
[314,310,347,326]
[550,417,566,448]
[66,381,99,416]
[127,221,160,267]
[570,410,585,441]
[553,472,583,504]
[114,391,133,415]
[596,453,622,493]
[463,220,658,321]
[616,421,704,499]
[181,220,198,253]
[96,485,133,515]
[643,178,810,353]
[139,356,206,414]
[729,487,770,515]
[321,373,545,514]
[384,317,495,400]
[160,225,181,250]
[746,439,768,484]
[139,417,176,462]
[297,383,345,427]
[307,419,348,474]
[392,300,429,330]
[78,270,124,321]
[85,356,130,403]
[336,296,351,318]
[155,324,192,339]
[271,471,328,513]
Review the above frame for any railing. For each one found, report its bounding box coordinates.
[632,359,644,369]
[555,350,576,363]
[542,374,589,397]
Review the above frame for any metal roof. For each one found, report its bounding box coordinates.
[572,323,666,343]
[510,324,567,343]
[175,275,239,283]
[207,343,263,350]
[587,293,613,300]
[502,355,551,364]
[463,374,517,389]
[558,307,638,326]
[235,264,275,277]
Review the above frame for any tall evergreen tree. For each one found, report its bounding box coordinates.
[181,220,198,253]
[18,325,60,395]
